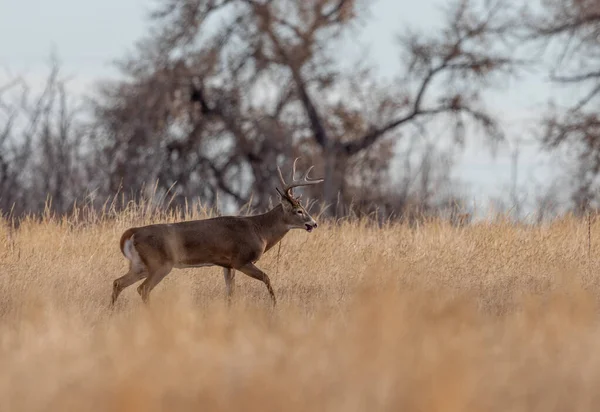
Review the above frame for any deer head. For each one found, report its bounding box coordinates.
[276,158,324,232]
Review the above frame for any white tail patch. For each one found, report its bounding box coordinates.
[123,235,145,271]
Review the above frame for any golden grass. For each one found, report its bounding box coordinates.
[2,205,600,411]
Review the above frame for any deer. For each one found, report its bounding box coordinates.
[111,159,323,307]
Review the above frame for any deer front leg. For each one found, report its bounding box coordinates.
[223,268,236,303]
[237,263,277,306]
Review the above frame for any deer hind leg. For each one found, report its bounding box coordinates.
[136,263,174,303]
[111,266,148,306]
[223,268,236,303]
[236,263,276,306]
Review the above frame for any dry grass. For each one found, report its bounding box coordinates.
[2,205,600,411]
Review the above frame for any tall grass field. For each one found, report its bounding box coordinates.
[2,203,600,411]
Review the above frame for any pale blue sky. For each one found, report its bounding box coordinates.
[0,0,563,213]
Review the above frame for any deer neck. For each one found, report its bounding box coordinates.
[253,204,290,251]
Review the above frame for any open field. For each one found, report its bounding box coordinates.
[2,205,600,411]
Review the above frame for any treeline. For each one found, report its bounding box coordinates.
[1,0,599,221]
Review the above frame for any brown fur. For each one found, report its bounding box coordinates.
[111,198,320,306]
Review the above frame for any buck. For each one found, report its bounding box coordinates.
[111,160,323,306]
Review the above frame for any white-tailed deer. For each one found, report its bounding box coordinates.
[111,159,323,306]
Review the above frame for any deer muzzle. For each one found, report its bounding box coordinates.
[305,222,318,232]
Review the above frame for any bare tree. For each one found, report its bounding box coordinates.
[88,0,523,217]
[526,0,600,212]
[0,57,87,216]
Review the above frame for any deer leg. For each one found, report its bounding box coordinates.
[136,264,173,303]
[223,268,236,302]
[111,268,148,306]
[237,263,276,306]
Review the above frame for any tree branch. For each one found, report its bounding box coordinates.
[341,107,446,156]
[322,0,351,22]
[342,102,502,156]
[290,69,329,148]
[260,8,330,148]
[551,70,600,83]
[573,83,600,112]
[200,154,248,204]
[533,13,600,36]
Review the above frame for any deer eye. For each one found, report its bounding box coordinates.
[296,210,303,215]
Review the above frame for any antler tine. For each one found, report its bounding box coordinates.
[291,157,299,182]
[283,164,324,197]
[302,165,323,182]
[276,158,324,199]
[277,165,287,189]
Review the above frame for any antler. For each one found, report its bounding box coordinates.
[277,158,324,199]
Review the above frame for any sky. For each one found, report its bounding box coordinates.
[0,0,564,215]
